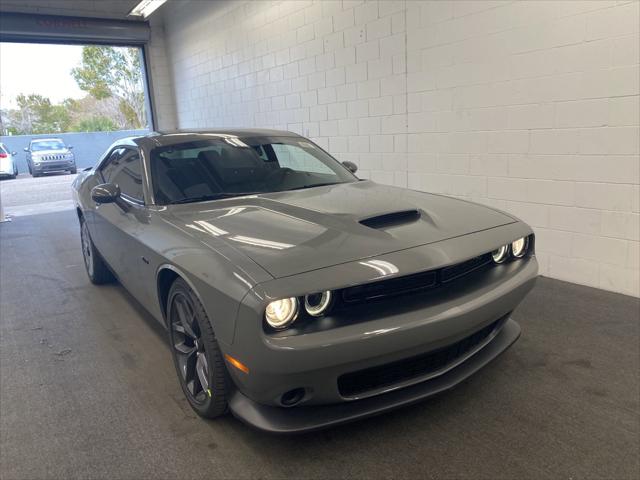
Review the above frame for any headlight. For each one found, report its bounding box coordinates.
[511,237,528,258]
[304,291,332,317]
[492,245,509,263]
[265,297,299,329]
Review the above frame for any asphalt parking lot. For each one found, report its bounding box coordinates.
[0,173,77,217]
[0,203,638,479]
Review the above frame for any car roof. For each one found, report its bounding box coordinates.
[126,129,302,148]
[31,138,63,143]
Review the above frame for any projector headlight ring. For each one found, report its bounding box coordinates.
[492,244,509,263]
[265,297,299,329]
[511,237,528,258]
[304,291,332,317]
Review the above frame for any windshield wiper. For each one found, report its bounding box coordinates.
[169,192,259,204]
[285,182,341,191]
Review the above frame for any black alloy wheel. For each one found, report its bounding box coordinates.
[167,278,228,418]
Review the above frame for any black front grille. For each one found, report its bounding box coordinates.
[342,270,437,303]
[441,253,492,283]
[341,253,492,304]
[337,319,502,397]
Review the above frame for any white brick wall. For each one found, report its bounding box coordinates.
[158,0,640,297]
[147,19,178,131]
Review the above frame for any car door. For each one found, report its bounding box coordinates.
[93,146,152,305]
[90,147,124,255]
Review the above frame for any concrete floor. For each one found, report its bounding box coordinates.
[1,209,639,480]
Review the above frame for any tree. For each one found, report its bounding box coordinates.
[72,46,146,129]
[71,116,118,132]
[13,94,71,134]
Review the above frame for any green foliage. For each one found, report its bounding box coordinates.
[71,46,146,129]
[14,93,71,134]
[71,116,118,132]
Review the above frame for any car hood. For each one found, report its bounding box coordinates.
[166,181,516,278]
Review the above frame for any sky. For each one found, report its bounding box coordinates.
[0,43,85,110]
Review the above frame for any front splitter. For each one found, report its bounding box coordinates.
[228,318,521,433]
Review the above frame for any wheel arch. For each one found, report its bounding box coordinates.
[156,264,208,327]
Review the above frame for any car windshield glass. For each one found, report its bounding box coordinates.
[31,140,65,151]
[150,136,357,205]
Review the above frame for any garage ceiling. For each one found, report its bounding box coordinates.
[0,0,142,20]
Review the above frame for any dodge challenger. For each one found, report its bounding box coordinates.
[72,129,538,433]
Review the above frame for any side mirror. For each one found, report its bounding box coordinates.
[342,161,358,174]
[23,147,29,152]
[11,151,17,156]
[67,145,74,149]
[91,183,120,204]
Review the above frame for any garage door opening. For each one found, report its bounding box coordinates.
[0,41,152,217]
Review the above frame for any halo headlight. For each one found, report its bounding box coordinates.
[511,237,528,258]
[492,245,509,263]
[304,291,332,317]
[265,297,299,329]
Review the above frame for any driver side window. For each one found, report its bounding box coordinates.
[101,147,144,203]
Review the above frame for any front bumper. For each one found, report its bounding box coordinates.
[33,160,75,173]
[228,317,520,433]
[225,250,536,428]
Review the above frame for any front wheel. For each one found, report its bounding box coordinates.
[80,218,114,284]
[69,168,77,174]
[167,278,228,419]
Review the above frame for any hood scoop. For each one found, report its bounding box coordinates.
[359,209,422,229]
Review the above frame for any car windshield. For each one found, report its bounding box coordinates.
[150,136,357,205]
[31,140,66,151]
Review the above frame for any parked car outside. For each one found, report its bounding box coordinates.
[25,138,77,177]
[72,130,538,433]
[0,143,19,179]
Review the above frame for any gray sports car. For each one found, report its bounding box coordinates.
[72,130,538,433]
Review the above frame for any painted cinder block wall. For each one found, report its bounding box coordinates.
[157,0,640,297]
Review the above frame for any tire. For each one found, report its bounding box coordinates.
[167,278,228,419]
[69,168,77,174]
[80,217,114,284]
[32,171,40,178]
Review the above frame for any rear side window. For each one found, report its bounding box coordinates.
[101,148,144,202]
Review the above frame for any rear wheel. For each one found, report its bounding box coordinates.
[167,278,228,419]
[80,218,114,284]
